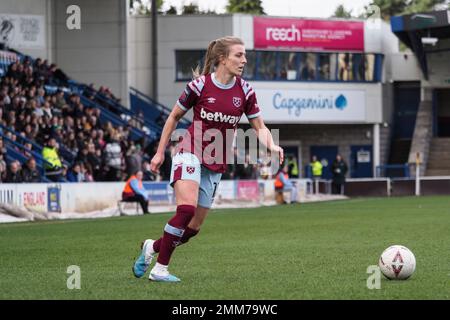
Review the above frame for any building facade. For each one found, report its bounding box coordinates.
[5,0,444,178]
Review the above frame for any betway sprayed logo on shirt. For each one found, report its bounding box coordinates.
[200,108,240,124]
[273,92,347,116]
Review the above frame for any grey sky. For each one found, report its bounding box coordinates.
[161,0,374,18]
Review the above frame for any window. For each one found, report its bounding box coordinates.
[175,50,205,81]
[352,54,365,81]
[337,53,353,81]
[256,51,277,80]
[243,50,256,80]
[278,52,298,80]
[299,53,316,81]
[318,53,337,81]
[364,54,375,81]
[174,49,382,83]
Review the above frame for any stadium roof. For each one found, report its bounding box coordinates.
[390,10,450,80]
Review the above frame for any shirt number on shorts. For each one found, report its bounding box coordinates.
[212,182,218,199]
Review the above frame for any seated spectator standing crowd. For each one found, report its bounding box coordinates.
[0,53,171,183]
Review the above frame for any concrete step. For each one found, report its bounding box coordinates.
[425,169,450,176]
[427,137,450,173]
[430,145,450,150]
[428,166,450,171]
[428,155,450,160]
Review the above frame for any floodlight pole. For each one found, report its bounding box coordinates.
[151,0,158,100]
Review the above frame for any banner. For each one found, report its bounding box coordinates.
[144,182,173,203]
[47,186,61,213]
[255,88,366,123]
[0,14,45,49]
[0,187,15,205]
[216,180,235,200]
[254,17,364,51]
[236,180,260,201]
[18,185,47,213]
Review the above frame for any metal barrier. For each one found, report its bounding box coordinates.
[376,164,410,178]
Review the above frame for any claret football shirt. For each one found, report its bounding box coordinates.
[176,73,261,173]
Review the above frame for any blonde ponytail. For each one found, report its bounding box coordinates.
[192,36,244,79]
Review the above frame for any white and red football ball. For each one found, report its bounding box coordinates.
[378,245,416,280]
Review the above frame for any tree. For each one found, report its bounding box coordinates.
[403,0,448,14]
[182,3,200,14]
[226,0,265,15]
[165,5,177,15]
[331,4,353,18]
[129,0,163,15]
[361,0,447,21]
[180,2,217,15]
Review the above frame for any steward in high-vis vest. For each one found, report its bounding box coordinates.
[122,170,149,214]
[42,137,62,182]
[310,156,323,178]
[287,155,299,178]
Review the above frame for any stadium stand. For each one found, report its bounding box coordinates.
[0,49,173,183]
[0,48,268,183]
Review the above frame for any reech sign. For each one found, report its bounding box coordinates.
[254,16,364,51]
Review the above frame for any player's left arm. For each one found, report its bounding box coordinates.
[249,116,284,165]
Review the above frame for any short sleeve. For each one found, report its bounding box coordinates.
[241,79,261,119]
[176,76,205,111]
[245,92,261,119]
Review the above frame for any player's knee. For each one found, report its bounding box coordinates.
[168,204,196,228]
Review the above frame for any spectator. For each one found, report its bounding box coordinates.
[274,162,298,204]
[85,142,101,180]
[122,170,149,214]
[54,90,66,109]
[66,162,85,182]
[287,155,299,178]
[21,142,33,158]
[95,129,106,149]
[4,160,23,183]
[331,154,348,195]
[235,154,256,179]
[125,144,142,177]
[221,163,236,180]
[310,155,323,194]
[142,160,156,181]
[0,138,7,159]
[76,146,89,164]
[0,153,7,182]
[310,155,323,179]
[22,157,42,183]
[103,133,123,181]
[48,63,70,86]
[42,137,63,182]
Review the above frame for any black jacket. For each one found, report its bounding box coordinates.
[22,167,42,183]
[331,160,348,185]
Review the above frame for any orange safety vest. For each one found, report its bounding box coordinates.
[122,175,143,197]
[274,172,288,189]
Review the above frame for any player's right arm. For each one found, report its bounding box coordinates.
[150,105,186,174]
[150,77,203,173]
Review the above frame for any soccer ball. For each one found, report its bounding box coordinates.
[378,245,416,280]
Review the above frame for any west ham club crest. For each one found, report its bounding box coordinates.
[232,97,241,108]
[186,166,196,174]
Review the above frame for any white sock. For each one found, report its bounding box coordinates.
[153,262,168,273]
[146,240,155,255]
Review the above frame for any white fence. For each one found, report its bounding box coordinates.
[0,179,313,214]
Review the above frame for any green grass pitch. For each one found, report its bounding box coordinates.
[1,196,449,300]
